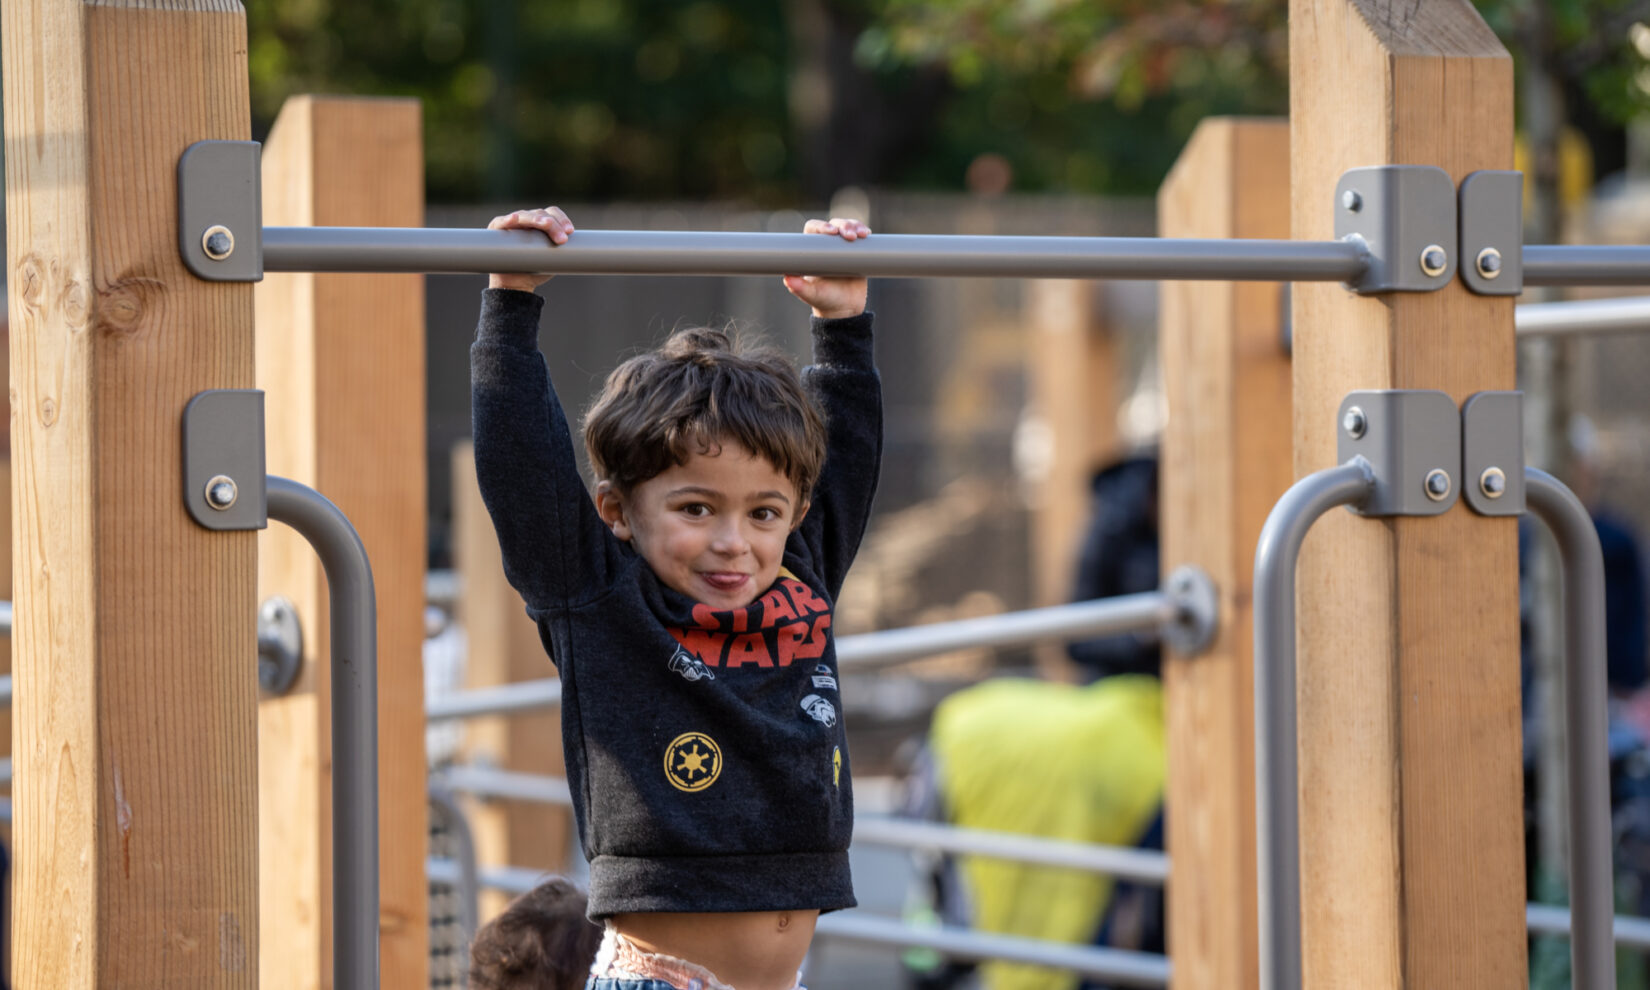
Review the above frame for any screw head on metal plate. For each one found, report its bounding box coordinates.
[202,224,235,261]
[1476,247,1503,279]
[1424,468,1452,501]
[205,474,239,510]
[1342,190,1363,213]
[1342,406,1367,439]
[1420,245,1449,278]
[1479,466,1506,499]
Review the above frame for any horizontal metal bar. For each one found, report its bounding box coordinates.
[837,592,1175,672]
[1527,903,1650,952]
[0,600,11,636]
[1516,295,1650,337]
[423,592,1179,721]
[0,674,10,708]
[1525,245,1650,286]
[426,679,563,723]
[815,913,1170,988]
[428,857,550,898]
[437,766,1165,880]
[435,765,574,806]
[853,815,1168,884]
[263,227,1369,282]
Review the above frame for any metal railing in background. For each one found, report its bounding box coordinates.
[425,568,1217,721]
[1516,295,1650,337]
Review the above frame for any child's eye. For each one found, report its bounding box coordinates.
[679,503,711,517]
[752,506,782,523]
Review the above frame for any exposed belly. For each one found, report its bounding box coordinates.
[611,909,820,990]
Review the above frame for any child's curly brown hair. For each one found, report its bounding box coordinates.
[582,326,828,503]
[468,877,603,990]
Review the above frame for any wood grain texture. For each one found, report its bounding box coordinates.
[1158,117,1291,990]
[1025,281,1118,612]
[452,443,571,921]
[3,2,257,985]
[1290,2,1524,987]
[256,95,429,989]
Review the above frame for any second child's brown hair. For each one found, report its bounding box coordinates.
[582,327,827,503]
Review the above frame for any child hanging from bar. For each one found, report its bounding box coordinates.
[470,206,880,990]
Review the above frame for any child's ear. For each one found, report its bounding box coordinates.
[593,480,634,542]
[791,498,812,531]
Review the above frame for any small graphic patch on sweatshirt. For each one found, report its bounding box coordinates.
[800,693,838,728]
[667,645,717,682]
[664,732,722,793]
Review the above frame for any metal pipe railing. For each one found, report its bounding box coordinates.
[1252,459,1378,990]
[1516,294,1650,337]
[1527,903,1650,952]
[426,679,563,724]
[836,590,1178,672]
[426,584,1200,721]
[267,477,381,990]
[433,766,1165,881]
[1526,468,1616,990]
[1524,244,1650,286]
[814,912,1170,988]
[852,815,1169,884]
[263,227,1370,283]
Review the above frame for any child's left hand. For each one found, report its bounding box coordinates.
[784,217,871,320]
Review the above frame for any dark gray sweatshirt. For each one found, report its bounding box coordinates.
[470,288,881,917]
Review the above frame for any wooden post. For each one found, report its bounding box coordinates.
[1158,117,1293,990]
[256,96,429,988]
[1025,280,1120,613]
[2,2,258,985]
[1291,3,1523,986]
[452,442,571,919]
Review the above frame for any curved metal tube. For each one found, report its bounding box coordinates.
[267,476,380,990]
[1253,459,1376,990]
[1525,468,1615,990]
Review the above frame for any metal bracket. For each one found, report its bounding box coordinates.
[258,595,304,696]
[1334,166,1457,294]
[183,389,268,530]
[1458,170,1524,295]
[178,140,264,282]
[1162,565,1218,657]
[1336,390,1461,516]
[1462,391,1525,515]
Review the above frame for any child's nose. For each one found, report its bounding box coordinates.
[710,520,750,555]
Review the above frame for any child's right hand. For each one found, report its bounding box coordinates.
[487,207,575,293]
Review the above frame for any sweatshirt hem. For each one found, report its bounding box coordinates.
[586,849,856,918]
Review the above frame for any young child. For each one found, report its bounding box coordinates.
[471,206,880,990]
[469,876,604,990]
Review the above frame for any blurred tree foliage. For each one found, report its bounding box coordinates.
[244,0,1650,203]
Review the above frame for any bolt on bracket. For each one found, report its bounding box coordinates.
[1334,166,1458,294]
[183,389,268,530]
[1458,170,1524,296]
[1462,390,1525,515]
[178,140,264,282]
[1336,390,1461,516]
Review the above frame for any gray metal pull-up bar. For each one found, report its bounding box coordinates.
[262,226,1373,282]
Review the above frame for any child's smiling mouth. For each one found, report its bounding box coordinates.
[699,572,752,593]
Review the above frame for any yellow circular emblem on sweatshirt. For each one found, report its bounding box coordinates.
[665,732,722,793]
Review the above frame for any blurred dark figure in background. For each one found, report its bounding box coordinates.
[1066,453,1160,681]
[900,452,1165,990]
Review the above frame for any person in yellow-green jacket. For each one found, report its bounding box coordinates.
[900,454,1165,990]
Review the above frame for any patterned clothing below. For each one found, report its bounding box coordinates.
[586,924,804,990]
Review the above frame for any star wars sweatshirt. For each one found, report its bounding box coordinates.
[470,288,881,917]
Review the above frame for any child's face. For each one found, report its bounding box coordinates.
[595,440,808,610]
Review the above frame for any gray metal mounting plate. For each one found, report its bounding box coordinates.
[178,140,264,282]
[1337,390,1461,516]
[1458,170,1524,296]
[1462,391,1525,515]
[1334,166,1457,294]
[183,389,268,530]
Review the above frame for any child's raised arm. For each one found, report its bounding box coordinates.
[786,218,883,597]
[472,207,623,614]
